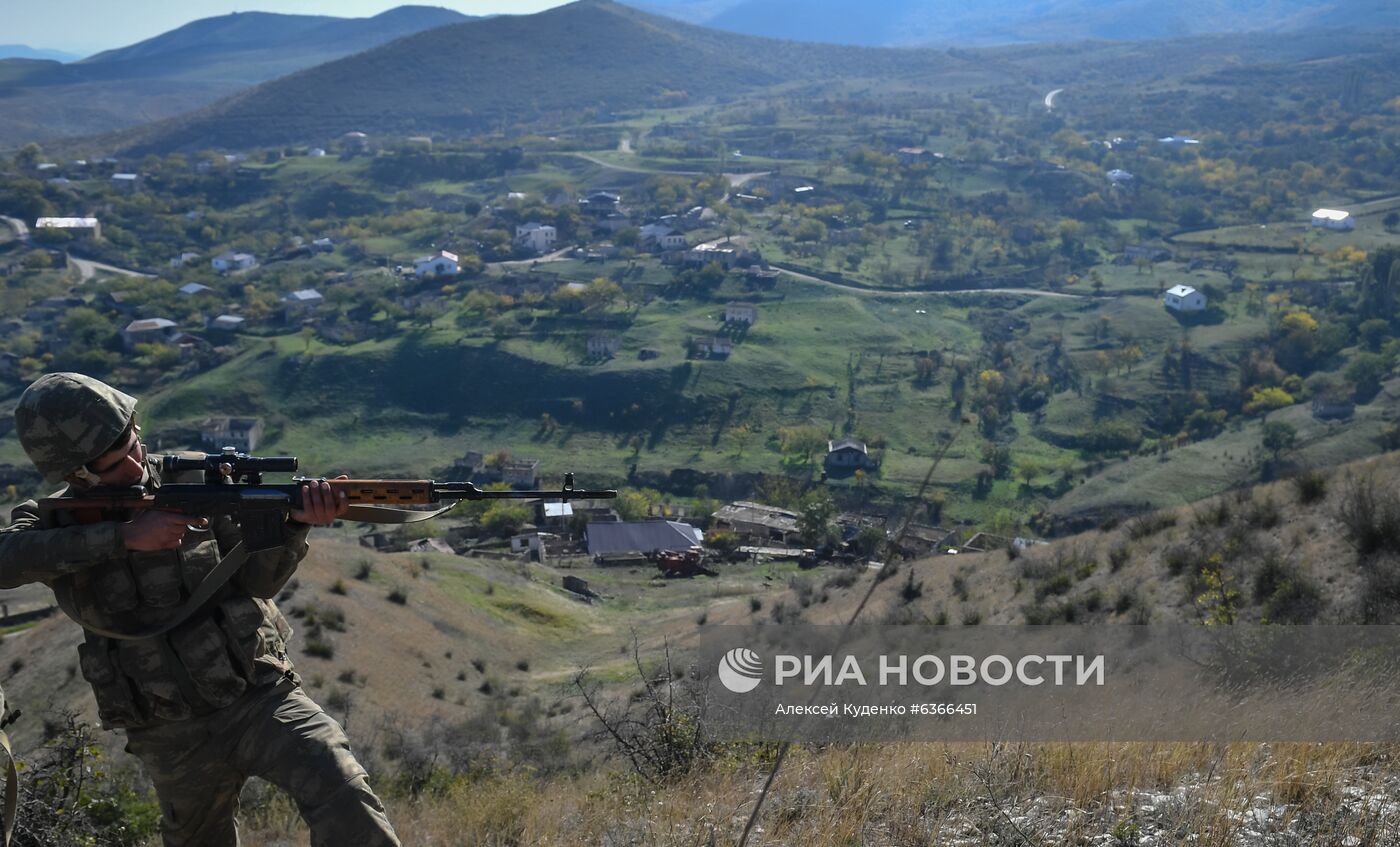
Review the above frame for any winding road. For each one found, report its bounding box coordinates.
[0,215,30,241]
[1044,88,1064,110]
[566,152,769,188]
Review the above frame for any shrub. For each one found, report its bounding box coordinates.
[749,596,762,613]
[387,587,409,605]
[1127,511,1177,540]
[822,568,859,590]
[1254,557,1323,623]
[1108,544,1132,572]
[355,561,374,581]
[1336,473,1400,556]
[1292,470,1328,505]
[304,638,335,659]
[329,579,348,596]
[1245,496,1281,530]
[899,571,924,603]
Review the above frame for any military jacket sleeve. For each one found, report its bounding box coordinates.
[0,498,128,589]
[229,519,313,598]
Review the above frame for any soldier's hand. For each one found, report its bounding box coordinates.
[121,511,208,551]
[289,476,349,527]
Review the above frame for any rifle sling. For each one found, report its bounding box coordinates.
[55,504,453,641]
[342,503,457,524]
[53,541,251,642]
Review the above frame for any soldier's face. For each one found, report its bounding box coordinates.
[86,424,145,487]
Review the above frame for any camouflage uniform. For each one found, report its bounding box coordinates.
[0,374,399,847]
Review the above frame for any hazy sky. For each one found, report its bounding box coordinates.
[8,1,571,56]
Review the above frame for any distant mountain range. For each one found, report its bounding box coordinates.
[112,0,977,154]
[631,0,1400,46]
[0,6,472,147]
[0,44,81,62]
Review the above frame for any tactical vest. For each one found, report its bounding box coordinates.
[45,458,295,729]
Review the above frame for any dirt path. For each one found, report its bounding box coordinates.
[773,263,1088,299]
[68,254,155,281]
[1044,88,1064,109]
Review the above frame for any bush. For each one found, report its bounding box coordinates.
[11,714,161,847]
[304,638,335,659]
[1253,557,1323,623]
[822,568,860,591]
[387,587,409,605]
[1127,511,1177,540]
[1336,473,1400,556]
[1108,544,1132,573]
[1292,470,1328,505]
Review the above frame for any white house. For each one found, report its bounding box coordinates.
[414,250,459,277]
[825,437,877,471]
[282,289,324,320]
[723,302,757,326]
[639,223,687,252]
[110,173,140,192]
[212,251,257,272]
[306,147,326,157]
[312,237,334,252]
[1158,136,1201,148]
[121,318,178,350]
[1163,284,1206,312]
[209,314,245,332]
[514,222,557,255]
[170,251,201,268]
[1311,208,1355,231]
[587,333,622,358]
[178,283,213,296]
[1106,169,1134,185]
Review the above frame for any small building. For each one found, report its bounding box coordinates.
[121,318,178,350]
[1311,392,1355,421]
[209,314,245,332]
[502,459,540,488]
[585,520,704,557]
[34,217,100,240]
[684,244,741,270]
[711,501,801,545]
[723,302,757,326]
[1163,284,1206,312]
[212,251,257,272]
[1311,209,1355,231]
[825,437,877,471]
[170,251,201,268]
[178,282,213,296]
[341,131,370,153]
[110,173,140,192]
[201,417,263,452]
[579,191,622,216]
[587,333,621,358]
[514,222,557,255]
[282,289,324,320]
[639,223,687,252]
[1157,136,1201,148]
[414,250,458,277]
[690,336,732,358]
[306,147,327,157]
[312,237,334,252]
[1118,244,1171,265]
[896,147,934,165]
[452,450,486,476]
[1106,169,1134,185]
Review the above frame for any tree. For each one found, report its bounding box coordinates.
[1015,460,1042,491]
[1261,421,1297,463]
[796,490,837,547]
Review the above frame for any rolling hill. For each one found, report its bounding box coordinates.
[0,6,473,147]
[107,0,986,154]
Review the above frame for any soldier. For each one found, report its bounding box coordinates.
[0,373,399,847]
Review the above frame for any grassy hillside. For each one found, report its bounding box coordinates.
[111,0,985,153]
[0,7,471,147]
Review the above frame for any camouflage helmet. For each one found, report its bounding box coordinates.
[15,372,138,485]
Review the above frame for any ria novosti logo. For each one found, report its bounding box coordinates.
[718,647,763,693]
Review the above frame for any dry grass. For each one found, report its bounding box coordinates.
[236,741,1400,846]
